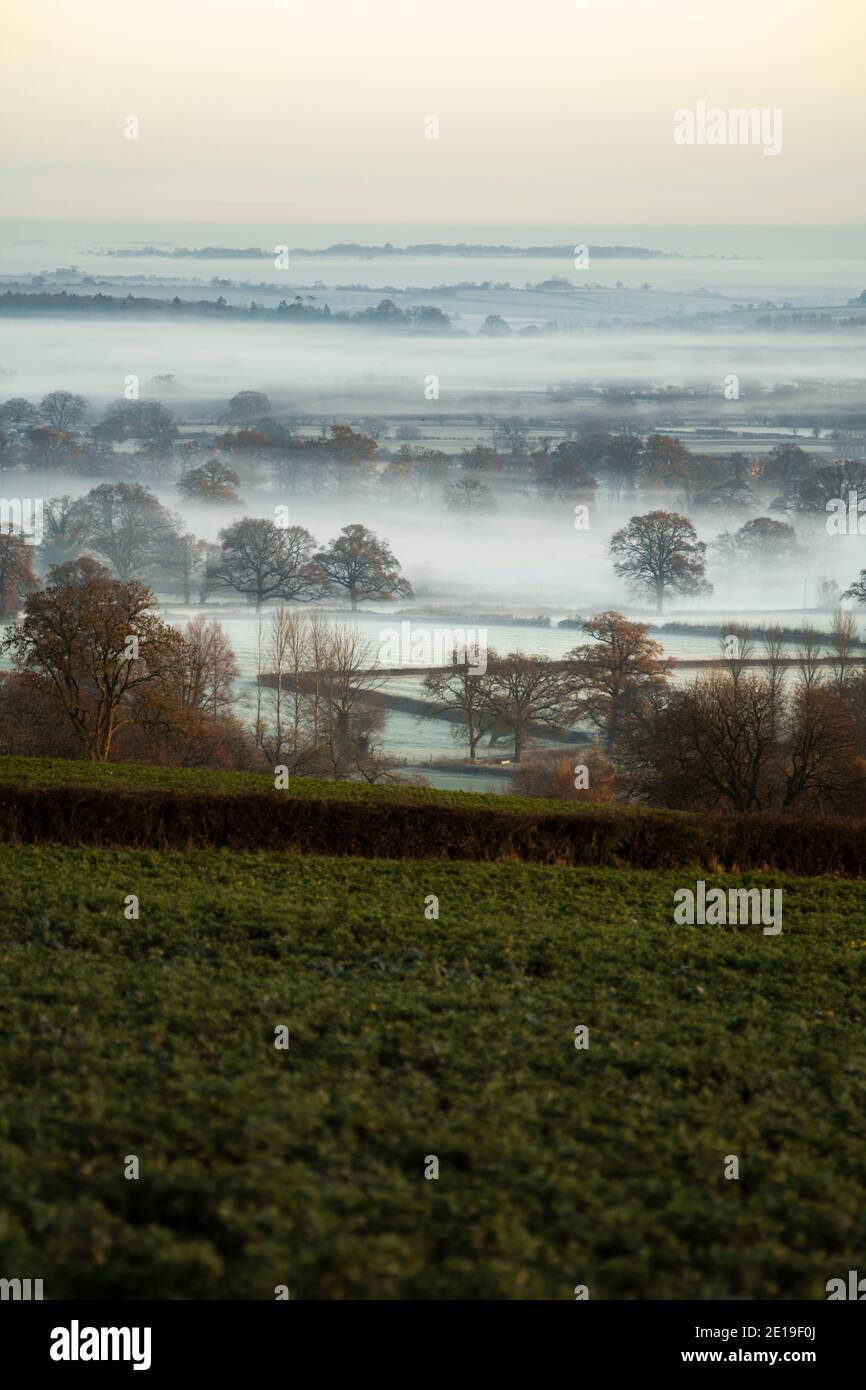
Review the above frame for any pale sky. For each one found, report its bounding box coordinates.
[1,0,863,226]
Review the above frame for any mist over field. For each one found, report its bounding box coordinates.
[5,0,866,1327]
[3,228,866,652]
[5,317,866,408]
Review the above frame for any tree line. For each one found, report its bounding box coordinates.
[0,485,411,616]
[4,391,866,529]
[426,610,866,819]
[5,576,866,823]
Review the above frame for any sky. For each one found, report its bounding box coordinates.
[1,0,864,228]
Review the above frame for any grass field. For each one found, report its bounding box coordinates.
[0,753,597,816]
[1,842,865,1299]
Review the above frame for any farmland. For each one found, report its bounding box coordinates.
[1,840,864,1299]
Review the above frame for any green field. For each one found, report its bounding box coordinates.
[0,753,616,817]
[1,842,865,1299]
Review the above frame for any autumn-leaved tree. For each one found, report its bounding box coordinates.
[313,523,411,610]
[3,563,184,761]
[325,426,379,495]
[127,614,248,768]
[511,747,618,802]
[609,509,712,613]
[178,459,242,505]
[0,528,41,616]
[564,611,669,747]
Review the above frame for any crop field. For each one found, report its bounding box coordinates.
[1,842,865,1299]
[0,753,574,816]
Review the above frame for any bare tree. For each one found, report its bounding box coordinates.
[40,495,87,570]
[175,615,239,717]
[158,532,210,605]
[39,390,88,431]
[783,685,863,810]
[609,510,712,613]
[72,482,181,583]
[208,518,323,610]
[253,612,394,779]
[443,477,497,520]
[640,672,782,812]
[305,622,392,779]
[719,622,754,687]
[422,654,498,762]
[827,609,859,696]
[762,625,787,721]
[619,668,866,816]
[256,606,314,768]
[482,652,571,763]
[796,624,824,690]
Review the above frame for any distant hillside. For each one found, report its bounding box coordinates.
[93,241,677,260]
[0,291,454,331]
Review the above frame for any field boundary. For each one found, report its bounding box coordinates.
[1,783,864,877]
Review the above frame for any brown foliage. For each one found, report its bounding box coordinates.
[564,611,669,748]
[510,747,619,803]
[619,669,866,816]
[0,529,41,616]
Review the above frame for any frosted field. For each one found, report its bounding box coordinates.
[155,606,762,680]
[2,224,864,781]
[146,605,858,773]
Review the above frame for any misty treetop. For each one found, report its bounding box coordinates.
[4,392,862,533]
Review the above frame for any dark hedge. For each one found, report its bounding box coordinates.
[0,783,863,877]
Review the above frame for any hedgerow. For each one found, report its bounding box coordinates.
[1,772,866,877]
